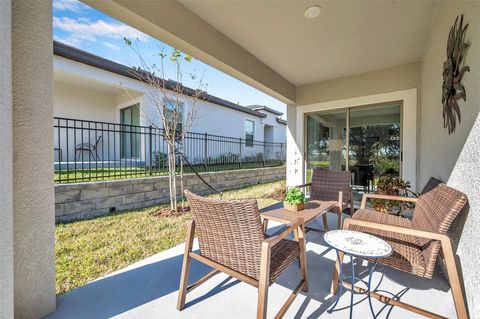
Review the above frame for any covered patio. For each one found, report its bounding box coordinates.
[46,213,456,319]
[0,1,479,319]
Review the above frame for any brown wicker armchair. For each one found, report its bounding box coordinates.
[296,169,353,229]
[178,190,308,319]
[331,179,468,319]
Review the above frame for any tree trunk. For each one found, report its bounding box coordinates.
[168,143,177,211]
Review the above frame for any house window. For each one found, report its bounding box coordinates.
[245,119,255,147]
[164,98,184,132]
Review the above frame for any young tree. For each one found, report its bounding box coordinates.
[123,38,206,211]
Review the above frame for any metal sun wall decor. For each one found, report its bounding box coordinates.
[442,14,470,135]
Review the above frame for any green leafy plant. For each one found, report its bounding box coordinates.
[284,187,306,205]
[373,176,416,214]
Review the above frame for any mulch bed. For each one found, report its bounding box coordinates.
[150,205,191,218]
[270,189,286,201]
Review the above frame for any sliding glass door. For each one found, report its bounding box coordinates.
[348,104,401,193]
[305,110,347,182]
[305,103,401,196]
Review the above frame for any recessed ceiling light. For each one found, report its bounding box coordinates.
[304,5,322,19]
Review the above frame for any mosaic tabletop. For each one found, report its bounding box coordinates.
[324,230,392,258]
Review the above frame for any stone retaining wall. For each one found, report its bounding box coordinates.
[55,166,285,222]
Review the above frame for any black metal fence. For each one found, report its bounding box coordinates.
[54,117,285,183]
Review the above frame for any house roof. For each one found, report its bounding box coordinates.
[276,118,287,125]
[53,41,268,119]
[246,105,283,116]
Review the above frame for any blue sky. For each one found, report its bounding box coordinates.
[52,0,286,116]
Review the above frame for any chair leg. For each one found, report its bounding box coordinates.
[440,237,469,319]
[322,213,329,232]
[177,220,195,311]
[297,225,308,292]
[337,206,342,230]
[330,251,344,295]
[257,243,271,319]
[350,194,355,216]
[337,192,343,229]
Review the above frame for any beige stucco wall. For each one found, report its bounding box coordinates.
[54,81,118,123]
[0,1,14,318]
[418,2,480,316]
[12,0,56,318]
[295,62,421,106]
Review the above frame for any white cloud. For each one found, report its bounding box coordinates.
[103,41,120,51]
[53,0,89,13]
[53,16,149,47]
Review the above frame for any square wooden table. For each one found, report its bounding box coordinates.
[260,200,339,234]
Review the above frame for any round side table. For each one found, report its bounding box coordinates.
[324,230,392,319]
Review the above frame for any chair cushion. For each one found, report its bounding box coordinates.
[269,239,300,285]
[351,209,428,278]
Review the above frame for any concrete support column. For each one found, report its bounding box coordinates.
[286,104,302,186]
[0,1,14,318]
[11,1,56,318]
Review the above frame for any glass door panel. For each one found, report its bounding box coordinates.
[120,104,140,159]
[305,110,347,183]
[348,104,401,194]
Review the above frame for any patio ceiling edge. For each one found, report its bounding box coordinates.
[81,0,296,104]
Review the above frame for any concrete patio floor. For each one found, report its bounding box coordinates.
[45,212,456,319]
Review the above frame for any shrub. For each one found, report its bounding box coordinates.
[373,176,416,214]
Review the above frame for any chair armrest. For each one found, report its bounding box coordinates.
[360,193,418,209]
[343,218,448,242]
[262,218,304,248]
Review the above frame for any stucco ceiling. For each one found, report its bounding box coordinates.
[179,0,435,86]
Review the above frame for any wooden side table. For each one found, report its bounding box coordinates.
[260,200,338,236]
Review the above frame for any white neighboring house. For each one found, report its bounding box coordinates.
[53,41,286,165]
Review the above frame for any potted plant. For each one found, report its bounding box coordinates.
[284,187,306,212]
[372,175,417,215]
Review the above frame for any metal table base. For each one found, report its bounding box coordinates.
[328,250,379,319]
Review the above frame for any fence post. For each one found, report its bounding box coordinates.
[263,141,266,167]
[279,143,283,165]
[204,133,208,171]
[239,137,242,168]
[149,125,153,176]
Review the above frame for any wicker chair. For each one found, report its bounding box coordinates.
[331,178,468,318]
[178,190,308,319]
[297,169,353,229]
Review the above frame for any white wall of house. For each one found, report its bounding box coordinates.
[53,55,286,164]
[54,81,118,122]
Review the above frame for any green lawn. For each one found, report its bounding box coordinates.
[55,179,285,294]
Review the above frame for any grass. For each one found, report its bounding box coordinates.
[55,179,285,295]
[55,161,283,183]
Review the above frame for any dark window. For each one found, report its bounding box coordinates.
[245,120,254,147]
[164,98,184,132]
